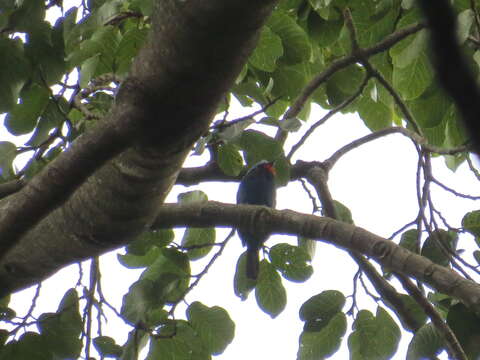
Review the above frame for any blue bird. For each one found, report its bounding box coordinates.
[236,160,276,279]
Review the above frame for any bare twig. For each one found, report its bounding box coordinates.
[287,75,370,160]
[396,273,467,360]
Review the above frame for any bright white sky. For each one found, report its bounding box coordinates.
[2,3,480,359]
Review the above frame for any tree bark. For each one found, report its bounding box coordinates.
[0,0,276,295]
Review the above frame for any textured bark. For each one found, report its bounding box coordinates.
[0,0,276,295]
[152,201,480,314]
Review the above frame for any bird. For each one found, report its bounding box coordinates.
[236,160,276,280]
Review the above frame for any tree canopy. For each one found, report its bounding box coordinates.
[1,0,480,359]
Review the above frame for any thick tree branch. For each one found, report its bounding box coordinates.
[0,0,276,293]
[149,201,480,314]
[303,164,421,331]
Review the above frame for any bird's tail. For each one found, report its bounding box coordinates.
[246,248,259,280]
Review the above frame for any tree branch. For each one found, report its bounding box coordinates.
[0,0,276,292]
[150,201,480,314]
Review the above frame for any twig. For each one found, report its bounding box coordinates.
[287,75,370,160]
[324,127,467,171]
[395,273,468,360]
[169,230,234,317]
[10,284,42,336]
[430,176,480,200]
[298,178,320,214]
[466,154,480,181]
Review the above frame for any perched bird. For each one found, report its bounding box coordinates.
[236,160,276,279]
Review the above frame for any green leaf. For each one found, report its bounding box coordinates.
[146,321,211,360]
[233,252,256,300]
[271,63,310,100]
[118,246,162,268]
[392,52,433,100]
[333,200,354,224]
[299,290,346,327]
[187,302,235,355]
[421,229,457,267]
[127,229,174,256]
[79,54,100,88]
[348,307,401,360]
[395,294,428,330]
[443,105,468,148]
[308,13,343,47]
[24,21,66,86]
[37,289,83,359]
[181,227,215,260]
[390,30,427,69]
[399,229,419,253]
[25,96,69,147]
[178,190,208,204]
[120,330,149,360]
[446,303,480,359]
[93,336,123,357]
[115,27,149,76]
[457,9,474,44]
[356,93,393,131]
[236,130,289,186]
[140,248,190,303]
[269,243,313,282]
[0,141,17,179]
[268,10,311,65]
[120,276,174,325]
[249,26,283,72]
[0,38,30,113]
[217,143,244,176]
[297,312,347,360]
[255,260,287,318]
[462,210,480,237]
[237,129,281,162]
[406,323,444,360]
[4,84,50,135]
[0,332,52,360]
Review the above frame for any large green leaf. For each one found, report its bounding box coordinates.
[0,38,31,113]
[446,303,480,359]
[249,26,284,72]
[297,312,347,360]
[0,142,17,179]
[299,290,346,329]
[233,251,256,300]
[348,307,401,360]
[146,321,211,360]
[406,323,444,360]
[462,210,480,237]
[37,289,83,359]
[187,302,235,355]
[93,336,123,358]
[268,10,311,65]
[217,143,244,176]
[255,260,287,318]
[140,248,191,303]
[269,243,313,282]
[181,227,216,260]
[420,230,457,267]
[127,229,174,256]
[392,52,433,100]
[120,277,174,325]
[4,84,50,135]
